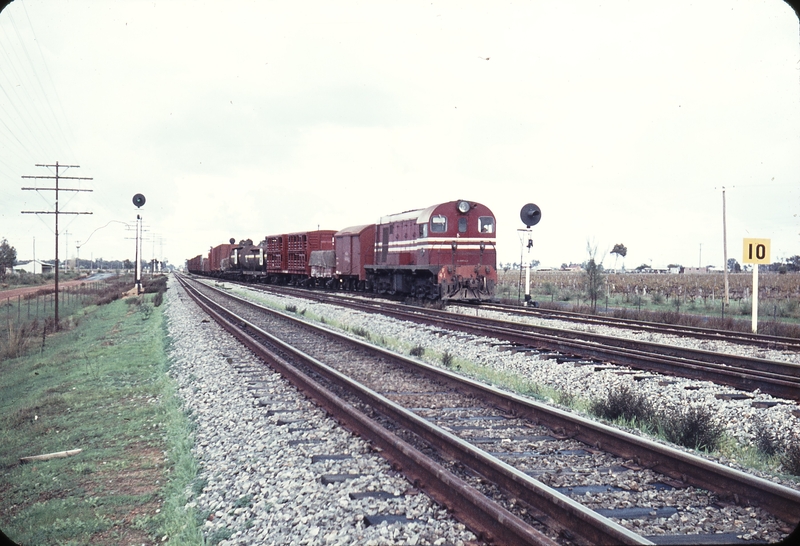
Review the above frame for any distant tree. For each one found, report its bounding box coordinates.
[610,243,627,272]
[0,238,17,280]
[635,263,651,271]
[727,258,741,273]
[786,255,800,272]
[123,259,133,270]
[583,242,606,313]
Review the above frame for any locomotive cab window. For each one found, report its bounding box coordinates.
[431,215,447,233]
[479,217,494,233]
[458,217,467,233]
[419,223,428,238]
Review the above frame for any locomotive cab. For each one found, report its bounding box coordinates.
[367,199,497,301]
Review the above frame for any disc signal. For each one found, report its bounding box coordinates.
[520,203,541,227]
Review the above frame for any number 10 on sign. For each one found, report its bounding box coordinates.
[743,239,770,264]
[742,238,771,333]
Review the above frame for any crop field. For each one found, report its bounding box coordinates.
[496,269,800,330]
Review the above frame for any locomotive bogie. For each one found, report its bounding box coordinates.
[438,264,496,301]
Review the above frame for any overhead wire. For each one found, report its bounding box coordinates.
[0,29,65,160]
[1,0,94,256]
[0,103,39,157]
[0,76,50,161]
[15,2,77,160]
[0,5,74,163]
[0,30,57,161]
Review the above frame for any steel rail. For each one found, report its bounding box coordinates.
[464,302,800,352]
[178,275,652,545]
[232,283,799,378]
[403,309,800,400]
[265,290,800,401]
[182,275,800,528]
[343,298,800,378]
[178,277,560,545]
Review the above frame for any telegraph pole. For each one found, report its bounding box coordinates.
[722,187,730,308]
[63,230,70,271]
[22,162,93,328]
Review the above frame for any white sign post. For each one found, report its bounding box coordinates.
[742,238,770,333]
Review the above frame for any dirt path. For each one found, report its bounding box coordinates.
[0,279,92,302]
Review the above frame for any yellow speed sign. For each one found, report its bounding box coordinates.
[742,238,771,264]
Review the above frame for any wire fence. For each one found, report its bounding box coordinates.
[1,282,107,342]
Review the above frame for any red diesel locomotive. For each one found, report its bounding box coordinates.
[187,199,497,301]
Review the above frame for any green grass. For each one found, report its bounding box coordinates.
[0,291,202,545]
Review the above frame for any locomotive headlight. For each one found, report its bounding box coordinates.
[457,200,470,214]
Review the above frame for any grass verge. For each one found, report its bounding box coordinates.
[0,290,201,545]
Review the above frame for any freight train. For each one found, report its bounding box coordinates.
[186,199,497,301]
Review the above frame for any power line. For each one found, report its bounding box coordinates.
[0,9,75,161]
[0,30,64,157]
[20,0,77,154]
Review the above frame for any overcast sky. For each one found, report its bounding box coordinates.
[1,0,798,270]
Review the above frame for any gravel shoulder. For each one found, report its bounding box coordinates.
[166,280,479,545]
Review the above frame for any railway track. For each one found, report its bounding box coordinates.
[218,282,800,402]
[177,274,798,544]
[459,302,800,353]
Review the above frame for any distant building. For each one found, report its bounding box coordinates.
[12,260,55,275]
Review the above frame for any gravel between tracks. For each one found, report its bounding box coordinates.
[165,282,479,545]
[223,283,800,492]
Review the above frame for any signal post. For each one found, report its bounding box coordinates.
[518,203,542,306]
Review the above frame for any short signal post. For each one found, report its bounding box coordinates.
[518,204,542,306]
[133,194,146,294]
[742,238,770,333]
